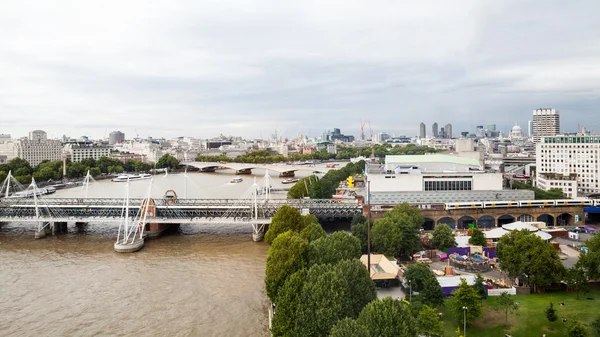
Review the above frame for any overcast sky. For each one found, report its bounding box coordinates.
[1,0,599,140]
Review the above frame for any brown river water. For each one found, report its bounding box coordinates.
[0,169,321,336]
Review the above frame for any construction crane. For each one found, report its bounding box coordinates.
[360,120,367,141]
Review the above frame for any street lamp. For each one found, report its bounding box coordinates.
[409,280,412,304]
[462,306,468,336]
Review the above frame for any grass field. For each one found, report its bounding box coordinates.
[439,290,600,336]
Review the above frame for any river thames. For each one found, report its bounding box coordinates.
[0,169,316,336]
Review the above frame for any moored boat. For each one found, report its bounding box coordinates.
[112,174,152,182]
[230,176,243,183]
[281,178,299,184]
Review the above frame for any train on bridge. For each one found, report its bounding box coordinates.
[444,199,600,210]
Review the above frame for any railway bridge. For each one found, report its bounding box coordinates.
[370,204,584,230]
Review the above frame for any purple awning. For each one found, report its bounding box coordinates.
[584,227,597,231]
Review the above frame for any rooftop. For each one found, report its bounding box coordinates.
[385,154,480,167]
[360,254,399,280]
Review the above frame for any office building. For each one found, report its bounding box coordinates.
[419,123,426,139]
[366,154,532,205]
[536,134,600,197]
[445,124,453,139]
[0,130,62,166]
[533,108,560,143]
[109,131,125,145]
[432,123,439,138]
[377,132,391,144]
[64,143,111,162]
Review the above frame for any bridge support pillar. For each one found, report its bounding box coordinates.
[252,223,267,242]
[52,222,68,234]
[279,171,295,178]
[145,223,180,238]
[34,226,51,239]
[236,168,253,175]
[114,238,145,253]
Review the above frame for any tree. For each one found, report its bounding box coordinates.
[421,276,444,308]
[356,297,418,337]
[590,314,600,337]
[447,278,482,327]
[107,165,124,174]
[474,273,488,300]
[578,235,600,280]
[351,221,369,253]
[265,231,308,301]
[566,265,589,299]
[7,157,32,175]
[404,263,433,292]
[371,202,423,258]
[431,223,457,250]
[546,302,558,322]
[294,270,350,337]
[417,305,444,337]
[264,205,306,245]
[329,318,369,337]
[309,231,361,266]
[496,229,565,292]
[89,167,102,177]
[334,259,377,318]
[495,292,519,326]
[156,153,179,169]
[271,269,307,337]
[287,175,316,199]
[469,228,487,247]
[568,319,589,337]
[300,222,327,243]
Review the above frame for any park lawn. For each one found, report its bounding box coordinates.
[440,290,600,336]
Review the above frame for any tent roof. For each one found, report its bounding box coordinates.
[360,254,399,280]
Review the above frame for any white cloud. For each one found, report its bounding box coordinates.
[1,0,600,139]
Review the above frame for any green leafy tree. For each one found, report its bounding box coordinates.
[7,157,33,175]
[156,153,179,169]
[496,229,565,292]
[447,278,482,327]
[474,273,488,300]
[356,297,418,337]
[328,318,369,337]
[421,276,444,308]
[546,302,558,322]
[287,175,316,199]
[271,269,307,337]
[566,265,589,299]
[578,235,600,280]
[264,205,306,245]
[371,202,423,258]
[590,314,600,337]
[417,305,444,337]
[351,221,369,254]
[404,263,433,292]
[334,259,377,318]
[67,162,88,178]
[300,222,327,243]
[265,231,308,301]
[0,171,7,183]
[494,292,519,326]
[107,165,124,174]
[568,319,589,337]
[469,228,487,247]
[308,231,361,266]
[89,167,102,177]
[431,223,457,250]
[294,271,350,337]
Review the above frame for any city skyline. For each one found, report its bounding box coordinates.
[1,1,600,139]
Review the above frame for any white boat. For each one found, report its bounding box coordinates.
[230,176,243,183]
[282,178,299,184]
[112,174,152,182]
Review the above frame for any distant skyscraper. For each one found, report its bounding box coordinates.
[419,122,426,139]
[445,124,453,139]
[109,131,125,145]
[485,124,496,131]
[432,122,439,138]
[528,120,533,137]
[533,108,560,143]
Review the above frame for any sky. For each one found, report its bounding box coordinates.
[1,0,600,140]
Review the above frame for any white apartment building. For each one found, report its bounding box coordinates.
[114,141,163,163]
[533,108,560,143]
[536,134,600,197]
[64,144,111,162]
